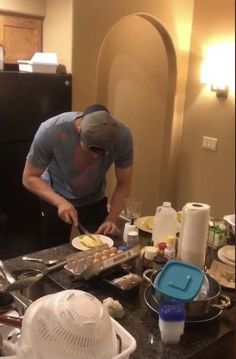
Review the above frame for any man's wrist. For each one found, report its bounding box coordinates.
[105,217,117,224]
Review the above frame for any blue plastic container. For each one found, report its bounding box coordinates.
[154,260,204,301]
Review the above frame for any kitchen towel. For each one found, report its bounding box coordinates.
[177,202,210,268]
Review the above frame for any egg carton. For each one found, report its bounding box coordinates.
[65,245,141,280]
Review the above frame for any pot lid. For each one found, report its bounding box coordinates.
[154,260,204,301]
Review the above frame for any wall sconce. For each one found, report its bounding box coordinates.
[201,43,235,99]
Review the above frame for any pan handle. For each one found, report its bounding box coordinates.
[0,315,22,328]
[210,294,231,310]
[142,269,155,284]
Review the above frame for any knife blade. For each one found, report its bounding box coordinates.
[77,222,98,242]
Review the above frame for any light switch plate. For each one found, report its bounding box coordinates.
[202,136,218,151]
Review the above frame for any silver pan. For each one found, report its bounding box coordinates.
[143,268,231,317]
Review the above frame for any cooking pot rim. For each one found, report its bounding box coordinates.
[144,284,223,323]
[143,268,221,302]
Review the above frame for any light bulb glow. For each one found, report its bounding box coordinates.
[201,43,235,92]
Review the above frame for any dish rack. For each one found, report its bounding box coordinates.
[1,317,136,359]
[111,318,136,359]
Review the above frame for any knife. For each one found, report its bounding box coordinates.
[77,222,98,242]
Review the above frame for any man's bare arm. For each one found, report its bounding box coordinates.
[97,166,132,235]
[22,161,78,225]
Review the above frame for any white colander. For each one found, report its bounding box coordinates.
[15,290,119,359]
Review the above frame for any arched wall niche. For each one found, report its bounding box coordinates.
[96,13,178,215]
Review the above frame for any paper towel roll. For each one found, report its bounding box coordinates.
[177,202,210,268]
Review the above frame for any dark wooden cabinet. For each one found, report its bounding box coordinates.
[0,12,43,64]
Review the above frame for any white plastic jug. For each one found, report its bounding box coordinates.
[152,202,177,246]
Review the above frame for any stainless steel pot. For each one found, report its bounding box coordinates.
[143,268,231,317]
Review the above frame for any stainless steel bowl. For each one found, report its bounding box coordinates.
[143,268,231,317]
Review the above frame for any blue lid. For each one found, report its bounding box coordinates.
[159,301,185,322]
[154,260,204,301]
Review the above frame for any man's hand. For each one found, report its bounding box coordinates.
[96,221,120,236]
[57,200,78,226]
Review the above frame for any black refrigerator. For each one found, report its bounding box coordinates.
[0,71,72,256]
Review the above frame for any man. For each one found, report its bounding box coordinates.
[22,104,133,246]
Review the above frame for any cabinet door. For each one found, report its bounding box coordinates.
[0,13,42,64]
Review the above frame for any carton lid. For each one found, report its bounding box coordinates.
[17,53,58,66]
[30,52,58,65]
[154,260,204,301]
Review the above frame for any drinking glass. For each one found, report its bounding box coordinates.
[124,197,142,224]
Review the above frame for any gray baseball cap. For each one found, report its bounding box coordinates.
[80,110,118,153]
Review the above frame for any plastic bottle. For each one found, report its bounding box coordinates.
[123,222,138,243]
[159,301,185,344]
[164,235,176,259]
[152,202,178,246]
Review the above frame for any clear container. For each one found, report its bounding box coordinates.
[123,223,137,243]
[126,230,139,247]
[152,202,177,246]
[159,301,185,344]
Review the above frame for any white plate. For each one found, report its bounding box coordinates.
[218,246,235,267]
[134,216,155,233]
[207,260,235,289]
[223,214,235,227]
[218,245,235,262]
[71,234,114,251]
[135,213,182,234]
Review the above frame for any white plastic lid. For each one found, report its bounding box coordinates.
[30,52,58,65]
[163,202,171,207]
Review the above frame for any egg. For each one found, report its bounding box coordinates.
[101,255,108,261]
[94,252,102,260]
[102,249,110,256]
[92,258,100,264]
[110,247,118,254]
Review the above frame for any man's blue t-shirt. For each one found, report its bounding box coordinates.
[27,112,133,206]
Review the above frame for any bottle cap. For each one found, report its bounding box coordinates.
[158,242,167,251]
[144,246,158,260]
[166,235,176,247]
[163,202,171,207]
[159,301,185,322]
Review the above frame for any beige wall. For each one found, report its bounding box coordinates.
[43,0,73,73]
[72,0,194,110]
[0,0,45,16]
[176,0,235,218]
[96,15,170,214]
[72,0,194,215]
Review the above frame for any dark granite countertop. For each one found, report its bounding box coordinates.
[3,229,235,359]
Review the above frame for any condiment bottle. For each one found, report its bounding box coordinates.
[123,223,137,243]
[159,301,185,344]
[164,235,176,259]
[127,230,139,247]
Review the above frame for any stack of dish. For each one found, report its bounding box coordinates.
[217,245,235,267]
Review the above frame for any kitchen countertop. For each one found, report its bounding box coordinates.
[3,228,235,359]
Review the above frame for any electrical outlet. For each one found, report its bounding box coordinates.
[202,136,218,151]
